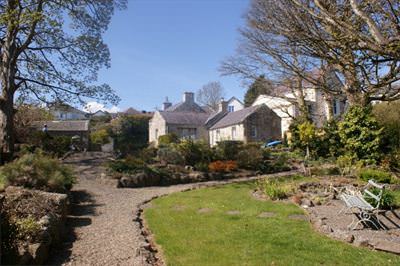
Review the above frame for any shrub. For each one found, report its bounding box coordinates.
[237,146,264,170]
[208,160,238,172]
[90,128,110,145]
[336,154,356,176]
[157,146,184,165]
[194,162,209,172]
[257,179,293,200]
[176,140,214,166]
[215,140,243,160]
[358,168,393,184]
[363,188,395,210]
[111,115,150,155]
[15,216,42,241]
[137,147,158,163]
[158,133,179,146]
[108,156,146,174]
[338,105,383,162]
[0,151,75,192]
[27,132,71,157]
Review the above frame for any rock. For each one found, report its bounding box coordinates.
[188,171,207,182]
[198,208,212,214]
[258,212,276,218]
[226,210,241,215]
[288,214,309,221]
[375,240,400,254]
[354,237,371,247]
[29,242,49,265]
[185,165,194,171]
[300,198,314,208]
[119,172,161,188]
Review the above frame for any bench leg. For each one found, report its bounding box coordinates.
[350,211,382,230]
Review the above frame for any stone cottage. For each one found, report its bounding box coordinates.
[208,104,281,146]
[31,120,90,149]
[149,92,211,145]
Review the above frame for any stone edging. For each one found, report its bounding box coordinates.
[134,170,301,265]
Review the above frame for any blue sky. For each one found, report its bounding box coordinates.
[92,0,250,112]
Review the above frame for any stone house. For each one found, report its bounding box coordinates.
[253,70,346,137]
[31,120,90,149]
[208,104,281,146]
[149,92,211,145]
[49,103,88,121]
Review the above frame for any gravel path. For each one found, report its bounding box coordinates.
[47,152,298,266]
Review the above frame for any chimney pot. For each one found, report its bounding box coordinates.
[183,92,194,103]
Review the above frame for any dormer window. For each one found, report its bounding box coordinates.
[228,106,234,112]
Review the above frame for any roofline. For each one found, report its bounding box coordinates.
[210,105,263,130]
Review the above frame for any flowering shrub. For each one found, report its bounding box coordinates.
[208,160,238,172]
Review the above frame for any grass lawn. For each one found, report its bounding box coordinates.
[144,182,400,266]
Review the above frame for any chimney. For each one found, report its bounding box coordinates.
[163,97,172,110]
[218,98,228,112]
[183,92,194,103]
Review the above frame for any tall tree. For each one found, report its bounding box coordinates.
[228,0,400,107]
[0,0,125,162]
[196,81,225,111]
[244,75,274,106]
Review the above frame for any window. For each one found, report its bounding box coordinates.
[250,125,257,138]
[179,128,197,139]
[216,129,220,141]
[231,126,236,140]
[333,99,340,116]
[155,129,158,140]
[228,105,234,112]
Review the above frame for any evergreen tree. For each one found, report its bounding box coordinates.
[244,75,273,107]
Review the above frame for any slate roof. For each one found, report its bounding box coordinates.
[159,112,210,126]
[49,103,87,115]
[32,120,90,131]
[205,111,228,128]
[165,101,207,113]
[210,105,262,130]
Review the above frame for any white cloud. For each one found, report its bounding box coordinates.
[84,101,121,113]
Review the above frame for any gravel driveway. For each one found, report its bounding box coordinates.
[47,152,298,266]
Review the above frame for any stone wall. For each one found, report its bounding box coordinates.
[244,105,281,143]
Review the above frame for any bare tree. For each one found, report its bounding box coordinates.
[196,81,226,111]
[224,0,400,107]
[0,0,126,162]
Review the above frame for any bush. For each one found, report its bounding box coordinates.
[15,216,42,241]
[176,140,214,166]
[157,146,184,165]
[108,156,146,174]
[194,162,209,172]
[338,105,383,162]
[158,133,179,146]
[363,188,395,210]
[111,115,150,155]
[0,151,75,192]
[27,132,71,157]
[215,141,243,160]
[237,146,264,170]
[257,179,293,200]
[208,160,238,173]
[137,147,158,164]
[90,128,110,145]
[358,168,393,184]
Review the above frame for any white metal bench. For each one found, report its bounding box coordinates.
[339,180,386,230]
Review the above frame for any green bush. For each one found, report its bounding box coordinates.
[15,216,42,241]
[237,146,264,170]
[27,132,71,157]
[176,140,214,166]
[157,146,184,165]
[90,128,110,145]
[111,115,150,155]
[336,154,356,176]
[363,188,395,210]
[0,151,75,192]
[108,156,146,174]
[338,105,383,162]
[358,168,393,184]
[158,133,179,146]
[194,162,209,172]
[257,179,293,200]
[215,140,243,160]
[137,147,158,164]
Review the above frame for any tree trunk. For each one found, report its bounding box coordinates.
[0,96,15,164]
[0,0,18,164]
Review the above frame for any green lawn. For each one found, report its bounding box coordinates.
[144,182,400,266]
